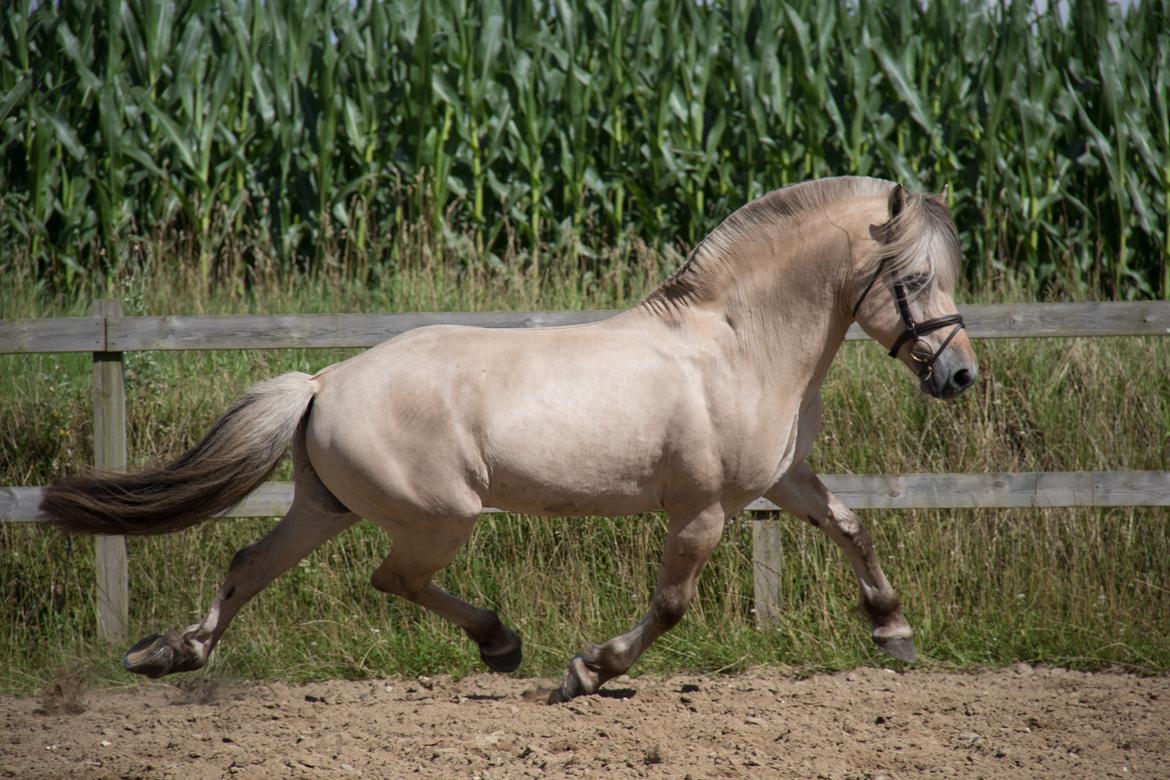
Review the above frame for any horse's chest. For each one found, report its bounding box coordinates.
[667,403,801,504]
[723,424,800,495]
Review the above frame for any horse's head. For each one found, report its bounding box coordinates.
[850,184,978,400]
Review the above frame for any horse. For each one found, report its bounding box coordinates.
[42,177,977,701]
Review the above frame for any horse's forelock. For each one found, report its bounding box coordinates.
[865,191,961,300]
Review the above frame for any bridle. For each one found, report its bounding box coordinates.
[851,260,965,379]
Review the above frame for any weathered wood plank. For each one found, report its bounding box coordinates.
[842,301,1170,341]
[100,302,1170,351]
[744,471,1170,510]
[751,512,783,627]
[106,310,620,351]
[204,470,1170,513]
[970,301,1170,338]
[7,471,1169,523]
[0,483,301,521]
[6,302,1170,353]
[93,300,129,644]
[0,486,44,521]
[0,317,105,353]
[223,482,300,518]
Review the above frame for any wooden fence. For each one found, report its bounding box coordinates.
[3,301,1169,643]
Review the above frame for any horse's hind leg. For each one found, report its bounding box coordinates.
[123,454,356,678]
[765,462,915,662]
[369,518,522,672]
[555,505,725,702]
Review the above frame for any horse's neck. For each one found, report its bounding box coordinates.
[635,202,863,398]
[713,236,853,396]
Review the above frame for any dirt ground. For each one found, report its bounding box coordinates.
[3,666,1167,779]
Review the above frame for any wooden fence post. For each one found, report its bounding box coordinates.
[751,511,783,628]
[92,299,128,644]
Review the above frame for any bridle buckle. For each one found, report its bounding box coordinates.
[909,339,938,382]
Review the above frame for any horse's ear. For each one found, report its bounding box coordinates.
[869,183,907,241]
[941,183,950,201]
[887,183,907,220]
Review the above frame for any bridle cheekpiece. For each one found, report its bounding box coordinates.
[852,261,965,379]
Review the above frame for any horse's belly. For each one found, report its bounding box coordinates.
[485,454,664,517]
[483,412,672,516]
[488,484,660,517]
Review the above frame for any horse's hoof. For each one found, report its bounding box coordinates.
[123,633,176,678]
[875,635,917,663]
[480,632,522,673]
[549,655,596,704]
[123,631,204,678]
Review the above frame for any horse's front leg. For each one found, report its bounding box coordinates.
[765,462,916,662]
[554,505,725,702]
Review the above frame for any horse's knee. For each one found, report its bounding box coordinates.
[831,512,876,554]
[835,512,861,539]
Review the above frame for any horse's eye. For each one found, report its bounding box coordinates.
[902,273,930,293]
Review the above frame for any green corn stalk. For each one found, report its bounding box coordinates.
[0,0,1165,299]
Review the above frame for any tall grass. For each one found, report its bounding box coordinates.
[2,0,1167,299]
[1,250,1168,694]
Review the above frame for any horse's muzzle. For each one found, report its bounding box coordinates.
[920,354,978,400]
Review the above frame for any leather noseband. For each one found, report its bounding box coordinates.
[852,262,965,377]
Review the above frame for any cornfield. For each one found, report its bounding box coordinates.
[1,0,1167,297]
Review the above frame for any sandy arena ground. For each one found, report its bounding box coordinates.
[3,666,1167,779]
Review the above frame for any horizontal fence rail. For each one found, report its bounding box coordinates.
[5,471,1170,523]
[3,302,1170,354]
[3,300,1168,642]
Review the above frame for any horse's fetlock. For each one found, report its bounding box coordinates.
[474,612,505,641]
[861,589,902,622]
[472,614,512,650]
[591,640,634,675]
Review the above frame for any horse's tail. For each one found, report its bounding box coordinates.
[41,372,317,536]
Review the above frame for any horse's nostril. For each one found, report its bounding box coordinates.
[952,368,974,389]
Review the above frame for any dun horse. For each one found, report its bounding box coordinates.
[43,177,977,701]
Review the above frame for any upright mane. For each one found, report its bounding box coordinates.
[641,176,959,312]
